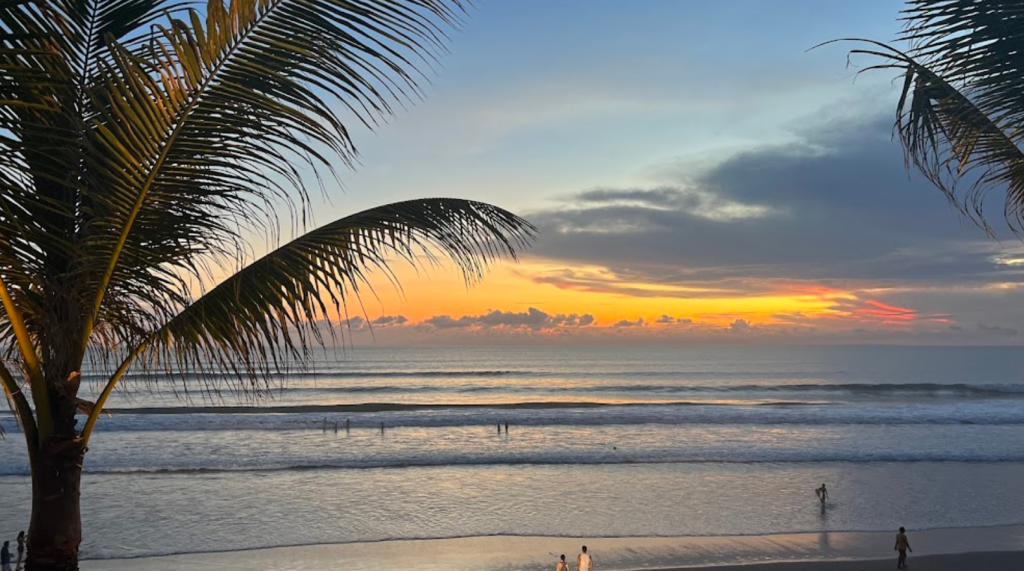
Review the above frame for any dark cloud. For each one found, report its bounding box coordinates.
[423,307,595,330]
[978,323,1019,337]
[528,115,1017,286]
[613,318,646,328]
[423,315,477,329]
[656,314,692,324]
[343,316,367,330]
[549,312,596,327]
[372,315,408,326]
[730,319,752,333]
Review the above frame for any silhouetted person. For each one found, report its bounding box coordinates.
[555,554,569,571]
[15,532,24,559]
[497,423,501,434]
[895,527,912,569]
[577,545,593,571]
[333,421,338,434]
[505,421,509,433]
[345,418,351,434]
[816,483,828,504]
[380,421,385,435]
[2,541,12,571]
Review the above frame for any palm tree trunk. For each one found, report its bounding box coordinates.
[25,442,84,571]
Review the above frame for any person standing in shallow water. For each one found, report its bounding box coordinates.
[577,545,593,571]
[2,541,12,571]
[895,527,912,569]
[14,532,23,569]
[555,554,569,571]
[816,483,828,504]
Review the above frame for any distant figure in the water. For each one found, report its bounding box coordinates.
[345,418,351,434]
[2,540,11,571]
[895,527,912,569]
[380,421,385,435]
[577,545,593,571]
[816,483,828,504]
[555,553,569,571]
[497,423,501,434]
[504,421,509,433]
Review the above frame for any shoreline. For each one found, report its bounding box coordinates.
[82,525,1024,570]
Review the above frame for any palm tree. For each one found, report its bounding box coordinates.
[838,0,1024,231]
[0,1,534,569]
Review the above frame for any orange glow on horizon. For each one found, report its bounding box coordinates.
[332,257,948,334]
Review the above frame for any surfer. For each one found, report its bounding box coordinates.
[816,483,828,505]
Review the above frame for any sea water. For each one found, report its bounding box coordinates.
[3,345,1024,561]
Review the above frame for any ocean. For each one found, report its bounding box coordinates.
[3,345,1024,564]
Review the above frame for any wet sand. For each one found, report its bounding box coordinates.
[678,551,1024,570]
[81,525,1024,571]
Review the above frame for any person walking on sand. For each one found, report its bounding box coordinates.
[577,545,593,571]
[555,554,569,571]
[2,541,12,571]
[816,483,828,504]
[895,527,912,569]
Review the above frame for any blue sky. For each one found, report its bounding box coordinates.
[280,1,1024,344]
[338,0,906,214]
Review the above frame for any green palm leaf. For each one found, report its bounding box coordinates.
[81,198,535,440]
[837,0,1024,231]
[77,0,469,359]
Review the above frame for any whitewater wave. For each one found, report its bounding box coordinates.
[68,378,1024,398]
[4,400,1023,434]
[6,453,1024,478]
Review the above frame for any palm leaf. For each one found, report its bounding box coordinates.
[77,0,469,358]
[837,1,1024,231]
[81,198,535,441]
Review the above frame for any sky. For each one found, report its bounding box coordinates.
[273,0,1024,345]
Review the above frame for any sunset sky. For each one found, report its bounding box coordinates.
[282,0,1024,345]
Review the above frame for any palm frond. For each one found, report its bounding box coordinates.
[81,198,535,441]
[839,1,1024,231]
[78,0,469,355]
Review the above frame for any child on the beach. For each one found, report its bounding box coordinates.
[895,527,912,569]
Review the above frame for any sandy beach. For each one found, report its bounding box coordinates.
[79,525,1024,571]
[80,551,1024,571]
